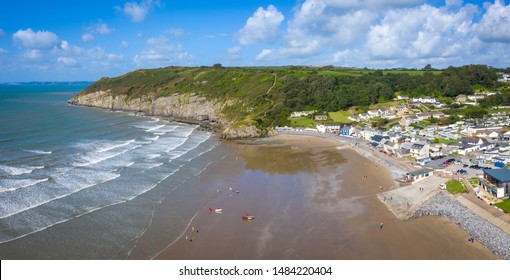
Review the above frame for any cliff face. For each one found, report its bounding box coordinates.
[69,90,263,139]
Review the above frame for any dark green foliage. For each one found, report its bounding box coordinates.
[479,92,510,107]
[80,65,500,128]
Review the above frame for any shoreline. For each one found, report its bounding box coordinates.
[273,132,510,260]
[153,133,498,260]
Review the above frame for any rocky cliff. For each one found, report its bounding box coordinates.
[69,90,265,139]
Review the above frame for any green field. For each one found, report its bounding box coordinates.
[289,116,316,128]
[495,200,510,214]
[318,69,442,77]
[446,179,468,194]
[467,177,479,187]
[328,111,352,123]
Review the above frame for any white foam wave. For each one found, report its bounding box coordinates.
[145,154,161,159]
[145,136,159,141]
[0,129,214,244]
[73,145,141,167]
[0,178,49,193]
[23,149,52,155]
[145,125,166,132]
[0,170,121,220]
[96,139,135,153]
[0,165,44,176]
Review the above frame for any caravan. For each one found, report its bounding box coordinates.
[417,157,431,166]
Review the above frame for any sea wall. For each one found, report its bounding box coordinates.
[415,193,510,260]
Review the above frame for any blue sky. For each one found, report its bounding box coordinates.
[0,0,509,82]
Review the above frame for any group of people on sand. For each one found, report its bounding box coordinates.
[185,226,200,243]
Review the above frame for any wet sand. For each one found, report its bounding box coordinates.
[153,135,497,259]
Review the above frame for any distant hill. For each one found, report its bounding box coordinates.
[70,65,500,139]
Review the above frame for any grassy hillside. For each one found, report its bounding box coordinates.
[79,64,499,128]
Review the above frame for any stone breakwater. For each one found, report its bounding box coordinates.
[415,193,510,260]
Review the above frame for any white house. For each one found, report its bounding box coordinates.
[324,123,341,133]
[378,108,388,116]
[412,97,436,103]
[405,168,434,183]
[367,110,379,118]
[410,141,430,159]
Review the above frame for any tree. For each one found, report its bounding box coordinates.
[213,63,222,68]
[422,64,433,71]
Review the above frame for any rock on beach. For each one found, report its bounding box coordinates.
[415,193,510,260]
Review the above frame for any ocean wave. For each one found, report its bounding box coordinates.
[73,145,141,167]
[22,149,52,155]
[0,178,49,193]
[0,165,44,176]
[144,136,160,141]
[145,153,161,159]
[0,169,121,220]
[145,124,166,132]
[96,139,135,153]
[0,134,216,246]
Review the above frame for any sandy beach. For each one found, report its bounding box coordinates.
[147,134,497,260]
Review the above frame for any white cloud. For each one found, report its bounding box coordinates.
[205,33,227,39]
[255,49,274,61]
[236,5,284,45]
[271,1,377,58]
[120,40,129,49]
[82,22,114,42]
[86,47,124,68]
[476,0,510,43]
[23,49,43,60]
[365,4,476,60]
[82,33,94,42]
[327,0,426,9]
[246,0,509,67]
[13,28,59,49]
[164,28,185,37]
[0,29,5,36]
[228,46,241,60]
[54,40,84,56]
[57,56,78,66]
[93,23,114,35]
[0,48,6,54]
[133,36,193,67]
[120,0,162,23]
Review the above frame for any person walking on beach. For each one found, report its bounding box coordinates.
[379,223,383,230]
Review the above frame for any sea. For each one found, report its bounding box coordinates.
[0,83,227,259]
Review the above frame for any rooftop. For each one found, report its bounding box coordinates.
[484,168,510,182]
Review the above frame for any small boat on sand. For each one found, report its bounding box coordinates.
[214,208,223,213]
[242,212,255,220]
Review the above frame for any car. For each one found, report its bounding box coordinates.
[438,163,445,167]
[443,161,450,165]
[463,164,469,168]
[454,161,461,165]
[447,158,456,163]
